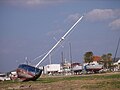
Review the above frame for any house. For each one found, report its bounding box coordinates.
[92,56,101,62]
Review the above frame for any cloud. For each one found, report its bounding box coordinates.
[109,18,120,30]
[65,13,81,23]
[85,9,120,22]
[1,0,67,6]
[46,13,82,37]
[23,0,66,5]
[67,13,81,22]
[46,29,64,36]
[85,9,120,30]
[25,0,42,5]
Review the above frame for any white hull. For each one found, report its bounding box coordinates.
[72,65,82,71]
[84,62,103,72]
[86,65,103,70]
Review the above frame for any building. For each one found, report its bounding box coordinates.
[92,56,101,62]
[44,64,61,75]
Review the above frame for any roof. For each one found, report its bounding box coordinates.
[92,56,101,61]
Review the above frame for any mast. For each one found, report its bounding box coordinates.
[69,43,73,71]
[114,37,120,62]
[49,53,52,64]
[61,51,64,66]
[35,16,83,67]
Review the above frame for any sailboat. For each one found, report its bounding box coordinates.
[84,61,103,73]
[17,64,42,81]
[72,63,83,74]
[16,16,84,81]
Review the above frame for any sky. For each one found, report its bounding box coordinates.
[0,0,120,72]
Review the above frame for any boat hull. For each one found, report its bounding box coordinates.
[16,64,42,81]
[72,66,83,71]
[85,65,103,72]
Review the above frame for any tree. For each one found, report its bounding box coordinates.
[101,54,108,69]
[101,53,112,70]
[107,53,112,69]
[84,51,93,63]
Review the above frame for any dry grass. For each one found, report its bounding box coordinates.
[0,72,120,90]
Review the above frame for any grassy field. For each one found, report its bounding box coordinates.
[0,72,120,90]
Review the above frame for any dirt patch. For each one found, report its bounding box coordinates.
[0,72,120,90]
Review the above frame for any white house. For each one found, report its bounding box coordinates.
[44,64,61,74]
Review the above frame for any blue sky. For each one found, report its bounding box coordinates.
[0,0,120,72]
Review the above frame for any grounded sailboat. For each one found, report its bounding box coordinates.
[16,16,84,81]
[72,63,83,74]
[17,64,42,81]
[84,61,103,73]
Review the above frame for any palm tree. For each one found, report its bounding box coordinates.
[101,54,108,69]
[84,51,93,63]
[101,53,112,70]
[107,53,112,70]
